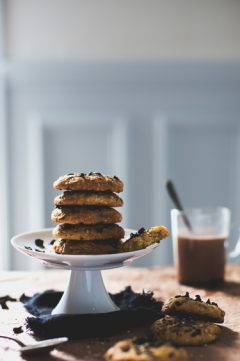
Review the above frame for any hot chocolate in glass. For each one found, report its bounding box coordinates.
[171,208,230,286]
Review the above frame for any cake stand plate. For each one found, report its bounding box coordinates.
[11,228,159,315]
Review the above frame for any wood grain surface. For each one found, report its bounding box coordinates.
[0,265,239,360]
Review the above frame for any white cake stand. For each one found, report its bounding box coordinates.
[11,228,159,315]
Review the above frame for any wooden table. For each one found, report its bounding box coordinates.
[0,265,240,360]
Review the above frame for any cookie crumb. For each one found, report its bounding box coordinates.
[195,295,202,302]
[0,295,17,310]
[34,239,45,249]
[13,326,23,334]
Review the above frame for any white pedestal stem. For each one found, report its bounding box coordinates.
[51,269,119,315]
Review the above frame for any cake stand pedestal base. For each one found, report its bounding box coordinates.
[51,269,119,315]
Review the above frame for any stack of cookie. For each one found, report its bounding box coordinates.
[51,172,125,255]
[151,292,225,346]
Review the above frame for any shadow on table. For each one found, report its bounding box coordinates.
[46,326,149,361]
[188,326,240,361]
[23,326,239,361]
[41,326,239,361]
[20,326,240,361]
[220,281,240,297]
[215,325,239,347]
[22,355,58,361]
[193,280,240,297]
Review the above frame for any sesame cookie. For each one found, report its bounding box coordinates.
[151,316,221,346]
[162,292,225,323]
[53,239,119,255]
[54,190,123,207]
[53,223,125,241]
[51,206,122,225]
[104,339,188,361]
[53,172,123,193]
[119,226,169,252]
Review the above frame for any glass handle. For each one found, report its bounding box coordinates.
[228,223,240,259]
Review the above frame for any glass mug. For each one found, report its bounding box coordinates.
[171,207,230,286]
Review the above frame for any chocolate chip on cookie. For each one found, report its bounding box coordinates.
[54,190,123,207]
[54,239,120,255]
[53,173,123,193]
[51,206,122,225]
[151,316,221,346]
[162,292,225,323]
[119,226,169,252]
[53,223,125,241]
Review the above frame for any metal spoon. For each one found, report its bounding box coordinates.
[166,180,193,232]
[0,335,68,356]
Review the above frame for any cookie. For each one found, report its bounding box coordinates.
[150,316,221,346]
[54,190,123,207]
[51,206,122,225]
[53,239,119,255]
[162,292,225,323]
[53,172,123,193]
[119,226,169,252]
[104,339,188,361]
[53,223,125,241]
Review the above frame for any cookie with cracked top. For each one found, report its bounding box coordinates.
[104,338,189,361]
[53,239,119,255]
[119,226,169,252]
[51,206,122,225]
[162,292,225,323]
[53,223,125,241]
[151,316,221,346]
[53,173,123,192]
[54,190,123,207]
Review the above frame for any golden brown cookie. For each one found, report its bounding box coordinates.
[119,226,169,252]
[53,239,119,255]
[54,190,123,207]
[53,172,123,192]
[104,339,188,361]
[162,292,225,323]
[51,206,122,225]
[53,223,125,241]
[150,316,221,346]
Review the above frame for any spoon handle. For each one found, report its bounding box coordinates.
[0,335,25,347]
[166,180,193,231]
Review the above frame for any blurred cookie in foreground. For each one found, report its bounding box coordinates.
[53,223,125,241]
[54,190,123,207]
[150,316,221,346]
[162,292,225,323]
[119,226,169,252]
[51,206,122,225]
[53,172,123,192]
[104,338,188,361]
[53,239,119,255]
